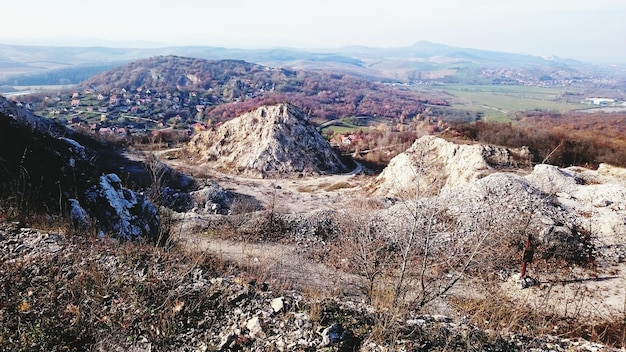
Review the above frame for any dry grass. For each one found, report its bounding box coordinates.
[449,287,626,348]
[0,224,230,351]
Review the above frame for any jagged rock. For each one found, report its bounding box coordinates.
[370,135,531,198]
[186,103,349,177]
[319,323,358,350]
[246,316,266,339]
[85,173,160,241]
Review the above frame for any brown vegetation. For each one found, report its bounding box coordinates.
[445,111,626,168]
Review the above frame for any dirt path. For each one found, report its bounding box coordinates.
[161,151,369,213]
[177,233,363,298]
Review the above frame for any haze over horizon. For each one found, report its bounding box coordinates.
[2,0,625,65]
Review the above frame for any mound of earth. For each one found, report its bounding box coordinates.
[370,135,626,267]
[529,163,626,265]
[186,103,349,177]
[370,135,531,197]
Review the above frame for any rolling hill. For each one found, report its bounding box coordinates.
[77,55,436,121]
[1,41,623,86]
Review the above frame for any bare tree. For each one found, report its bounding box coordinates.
[341,139,500,312]
[338,209,389,305]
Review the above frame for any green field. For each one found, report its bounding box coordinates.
[317,116,386,134]
[427,85,589,122]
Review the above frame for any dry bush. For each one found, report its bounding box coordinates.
[447,118,626,168]
[331,195,496,345]
[143,152,169,205]
[228,195,263,215]
[335,210,390,305]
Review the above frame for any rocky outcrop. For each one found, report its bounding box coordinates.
[370,135,531,197]
[85,174,160,241]
[0,96,160,241]
[186,103,349,177]
[368,136,626,268]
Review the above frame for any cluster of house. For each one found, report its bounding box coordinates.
[16,87,213,139]
[479,68,618,87]
[328,133,363,148]
[583,97,625,106]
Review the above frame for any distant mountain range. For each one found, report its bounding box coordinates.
[0,41,624,86]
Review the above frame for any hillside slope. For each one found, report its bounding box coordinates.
[78,55,430,121]
[0,96,161,240]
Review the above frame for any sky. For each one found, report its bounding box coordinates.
[2,0,625,64]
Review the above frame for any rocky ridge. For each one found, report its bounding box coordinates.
[186,103,349,177]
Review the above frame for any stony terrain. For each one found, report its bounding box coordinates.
[0,223,615,351]
[2,99,626,350]
[167,120,626,349]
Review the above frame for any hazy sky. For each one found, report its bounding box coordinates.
[2,0,625,64]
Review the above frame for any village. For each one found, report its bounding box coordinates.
[11,86,221,141]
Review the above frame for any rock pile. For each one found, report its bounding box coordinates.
[530,163,626,265]
[370,135,531,197]
[186,103,349,177]
[370,135,626,269]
